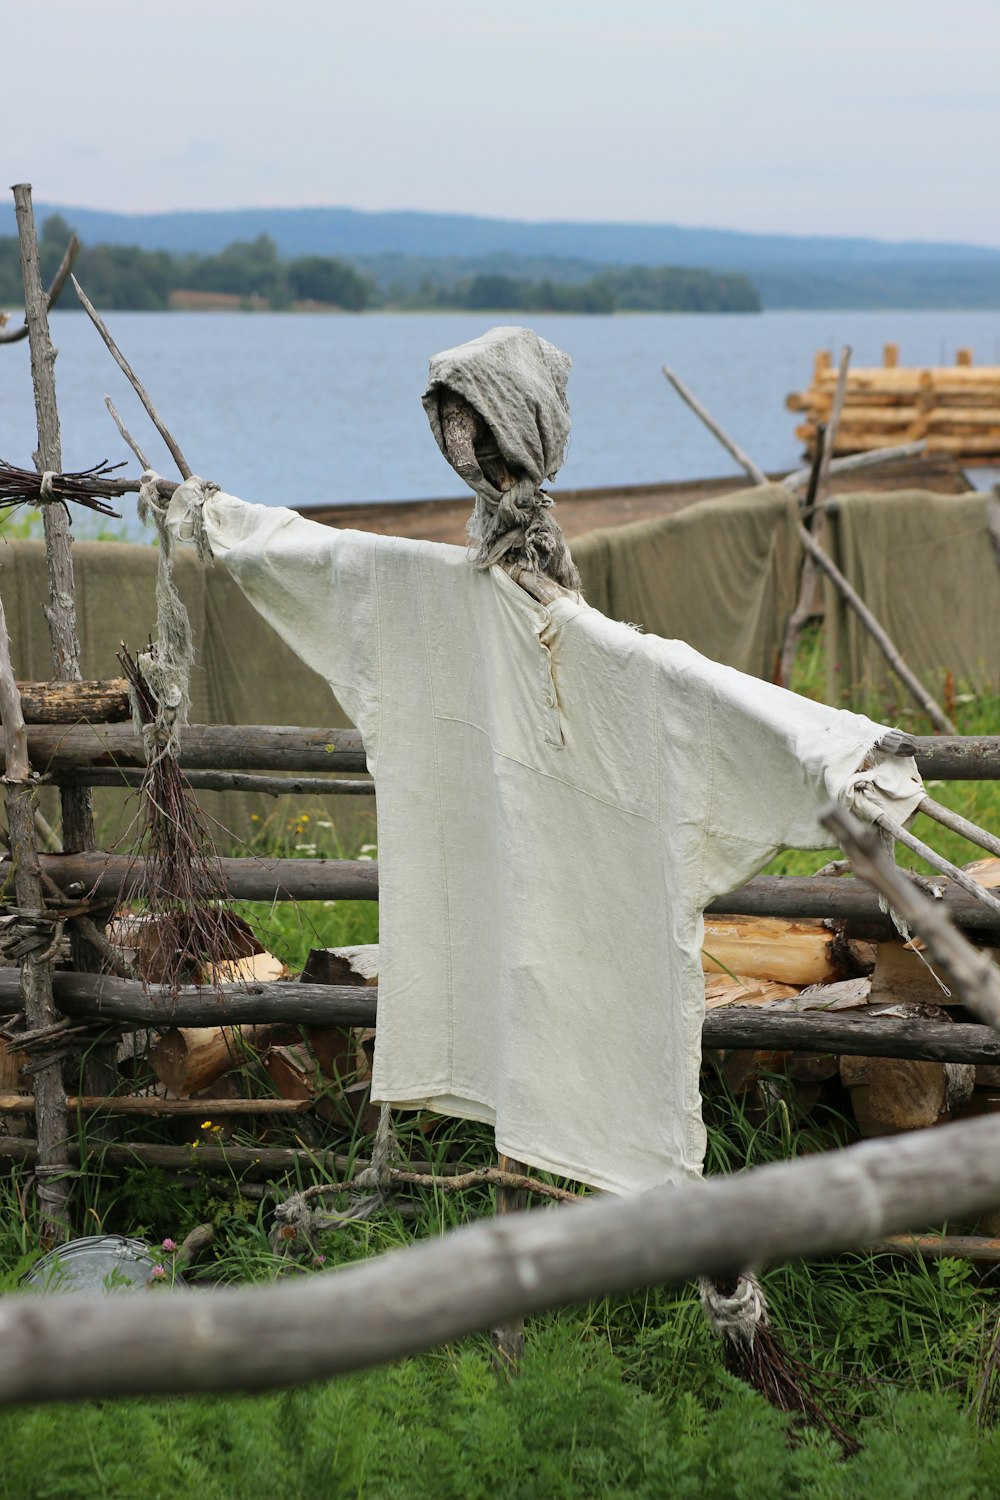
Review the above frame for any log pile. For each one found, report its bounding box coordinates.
[787,345,1000,464]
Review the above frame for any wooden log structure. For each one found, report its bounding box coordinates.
[788,346,1000,463]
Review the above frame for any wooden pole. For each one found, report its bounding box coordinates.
[662,364,957,734]
[12,184,118,1110]
[0,590,70,1243]
[10,1113,1000,1404]
[491,1153,527,1373]
[13,186,97,855]
[779,348,852,684]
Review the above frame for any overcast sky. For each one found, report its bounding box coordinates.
[6,0,999,246]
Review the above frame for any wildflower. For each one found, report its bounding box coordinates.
[161,1238,177,1253]
[317,821,333,830]
[201,1120,213,1130]
[149,1264,167,1279]
[312,1254,326,1266]
[251,813,260,822]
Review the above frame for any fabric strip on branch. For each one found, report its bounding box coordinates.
[133,469,213,760]
[422,327,581,589]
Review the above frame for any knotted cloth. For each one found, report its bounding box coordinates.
[422,326,581,588]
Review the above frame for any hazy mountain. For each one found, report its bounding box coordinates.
[2,202,998,269]
[2,204,998,308]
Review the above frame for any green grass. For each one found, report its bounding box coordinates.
[3,629,1000,1493]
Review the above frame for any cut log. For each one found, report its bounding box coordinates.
[840,1054,950,1134]
[4,679,131,724]
[302,946,379,986]
[869,942,969,1008]
[263,1045,378,1132]
[300,945,377,1080]
[151,1024,294,1097]
[702,915,840,986]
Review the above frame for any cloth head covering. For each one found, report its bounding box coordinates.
[422,326,580,588]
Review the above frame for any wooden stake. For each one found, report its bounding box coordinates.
[12,184,117,1110]
[491,1153,528,1374]
[661,363,957,734]
[0,588,69,1243]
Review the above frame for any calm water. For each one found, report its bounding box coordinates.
[2,309,999,532]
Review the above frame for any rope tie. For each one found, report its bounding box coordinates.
[698,1274,768,1349]
[39,472,56,501]
[468,475,580,589]
[354,1103,396,1198]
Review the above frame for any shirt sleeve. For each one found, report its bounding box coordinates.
[166,478,381,746]
[694,653,925,904]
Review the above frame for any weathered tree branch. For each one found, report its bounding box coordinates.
[7,1114,1000,1403]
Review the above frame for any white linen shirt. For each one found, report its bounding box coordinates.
[168,483,925,1194]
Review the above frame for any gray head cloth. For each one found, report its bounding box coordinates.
[422,326,581,589]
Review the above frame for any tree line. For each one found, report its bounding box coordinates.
[0,216,760,315]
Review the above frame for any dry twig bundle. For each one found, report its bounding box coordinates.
[0,458,123,518]
[117,642,241,994]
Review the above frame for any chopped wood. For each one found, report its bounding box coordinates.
[302,945,379,986]
[150,1025,294,1097]
[703,974,800,1010]
[702,915,840,987]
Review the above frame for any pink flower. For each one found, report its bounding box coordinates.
[150,1264,167,1279]
[161,1238,177,1253]
[312,1255,326,1266]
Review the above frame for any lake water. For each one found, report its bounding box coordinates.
[2,308,999,532]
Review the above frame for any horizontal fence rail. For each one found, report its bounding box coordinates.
[3,970,999,1065]
[1,723,996,780]
[24,856,1000,930]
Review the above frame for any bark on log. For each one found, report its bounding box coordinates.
[30,852,379,903]
[4,680,131,724]
[55,768,375,796]
[9,1115,1000,1404]
[11,723,368,773]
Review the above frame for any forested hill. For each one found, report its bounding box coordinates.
[0,218,760,314]
[1,202,997,308]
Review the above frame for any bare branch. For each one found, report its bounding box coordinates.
[71,275,192,479]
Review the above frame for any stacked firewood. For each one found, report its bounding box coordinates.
[704,859,1000,1138]
[787,346,1000,463]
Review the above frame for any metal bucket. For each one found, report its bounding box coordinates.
[22,1234,186,1293]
